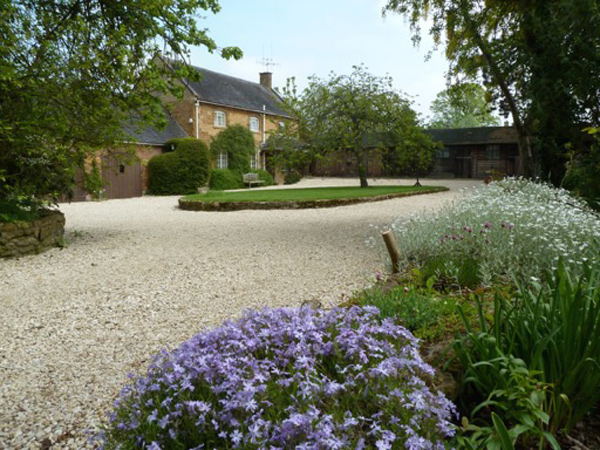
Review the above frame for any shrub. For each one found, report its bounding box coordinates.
[0,198,41,223]
[100,307,456,449]
[211,125,255,174]
[562,131,600,210]
[250,169,274,186]
[284,170,302,185]
[354,278,455,332]
[148,139,210,195]
[208,169,243,190]
[391,177,600,285]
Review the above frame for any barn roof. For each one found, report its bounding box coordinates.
[426,126,519,145]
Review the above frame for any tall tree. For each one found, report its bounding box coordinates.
[0,0,241,207]
[276,66,434,188]
[429,83,500,129]
[384,0,600,182]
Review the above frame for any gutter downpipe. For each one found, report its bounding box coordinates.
[262,105,266,169]
[194,99,200,138]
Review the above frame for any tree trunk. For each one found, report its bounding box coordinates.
[414,171,421,187]
[462,8,535,178]
[356,145,369,188]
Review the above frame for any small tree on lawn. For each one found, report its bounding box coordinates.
[385,128,439,186]
[279,66,428,188]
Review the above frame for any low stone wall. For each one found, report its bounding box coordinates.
[0,210,66,258]
[179,187,449,212]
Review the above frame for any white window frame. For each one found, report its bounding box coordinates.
[217,151,228,169]
[249,116,260,133]
[214,111,226,128]
[250,152,257,169]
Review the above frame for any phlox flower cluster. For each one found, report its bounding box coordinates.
[100,306,456,449]
[391,177,600,284]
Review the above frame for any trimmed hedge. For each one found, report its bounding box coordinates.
[210,125,255,175]
[147,138,210,195]
[250,169,274,186]
[208,169,243,190]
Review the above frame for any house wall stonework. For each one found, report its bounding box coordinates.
[196,103,281,147]
[136,145,164,191]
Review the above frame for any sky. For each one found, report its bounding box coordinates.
[187,0,451,120]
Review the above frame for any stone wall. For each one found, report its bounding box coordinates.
[0,210,65,258]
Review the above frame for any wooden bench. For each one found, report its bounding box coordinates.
[243,173,266,188]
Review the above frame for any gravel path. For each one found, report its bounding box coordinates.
[0,178,479,449]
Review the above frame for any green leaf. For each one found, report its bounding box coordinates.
[492,413,515,450]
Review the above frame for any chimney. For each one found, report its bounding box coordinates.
[260,72,272,89]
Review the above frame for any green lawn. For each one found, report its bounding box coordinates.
[183,185,443,202]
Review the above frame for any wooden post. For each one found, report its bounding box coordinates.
[381,230,400,274]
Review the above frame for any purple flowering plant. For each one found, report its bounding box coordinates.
[100,306,456,449]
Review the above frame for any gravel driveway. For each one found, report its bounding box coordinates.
[0,178,479,449]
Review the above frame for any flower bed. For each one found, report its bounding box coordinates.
[392,177,600,285]
[100,307,456,449]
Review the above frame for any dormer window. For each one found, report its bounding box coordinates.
[249,116,260,133]
[214,111,226,128]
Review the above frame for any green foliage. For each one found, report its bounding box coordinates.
[82,160,104,200]
[284,170,302,185]
[563,127,600,209]
[383,126,438,186]
[249,169,274,186]
[276,66,429,187]
[384,0,600,181]
[0,198,41,223]
[354,278,454,331]
[452,262,600,445]
[0,0,241,206]
[429,83,500,129]
[148,138,210,195]
[208,169,243,190]
[210,125,255,174]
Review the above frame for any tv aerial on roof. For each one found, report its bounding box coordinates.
[258,57,279,72]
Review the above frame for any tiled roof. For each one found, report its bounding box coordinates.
[124,112,189,145]
[426,126,519,145]
[184,66,291,118]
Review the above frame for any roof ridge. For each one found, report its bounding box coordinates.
[187,64,270,90]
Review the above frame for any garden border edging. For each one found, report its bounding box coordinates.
[0,210,65,258]
[178,187,449,212]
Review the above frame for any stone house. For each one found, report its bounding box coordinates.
[68,65,290,200]
[68,112,188,201]
[159,64,291,171]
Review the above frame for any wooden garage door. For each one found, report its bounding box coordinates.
[101,155,143,199]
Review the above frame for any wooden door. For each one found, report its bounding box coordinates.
[101,155,142,199]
